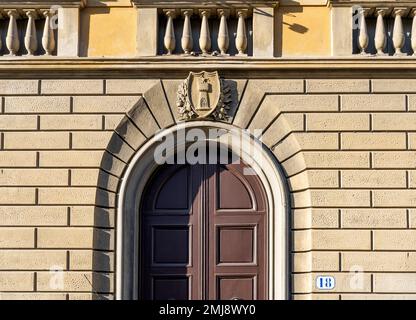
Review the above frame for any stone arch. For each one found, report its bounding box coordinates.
[92,79,312,299]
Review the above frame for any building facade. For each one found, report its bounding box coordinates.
[0,0,415,300]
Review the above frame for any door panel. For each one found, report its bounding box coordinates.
[217,168,253,210]
[141,165,202,300]
[217,226,255,264]
[152,226,190,265]
[217,276,256,300]
[154,166,189,210]
[152,276,190,300]
[140,161,267,300]
[207,163,267,300]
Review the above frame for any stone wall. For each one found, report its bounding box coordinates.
[0,77,415,299]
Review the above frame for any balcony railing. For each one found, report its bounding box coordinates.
[133,0,277,58]
[158,8,253,56]
[0,8,56,56]
[354,7,416,56]
[0,0,85,57]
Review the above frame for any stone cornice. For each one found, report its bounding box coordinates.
[131,0,331,7]
[1,57,416,78]
[330,0,416,7]
[0,0,86,9]
[131,0,279,8]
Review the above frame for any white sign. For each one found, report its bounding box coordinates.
[316,276,335,290]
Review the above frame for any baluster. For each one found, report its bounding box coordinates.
[163,9,176,55]
[24,10,38,56]
[6,10,20,56]
[357,8,369,54]
[217,9,230,55]
[392,8,406,56]
[199,10,211,54]
[411,9,416,56]
[42,10,56,55]
[181,9,193,54]
[235,9,248,55]
[374,8,387,55]
[0,12,3,53]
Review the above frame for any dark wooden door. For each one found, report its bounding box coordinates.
[140,162,267,300]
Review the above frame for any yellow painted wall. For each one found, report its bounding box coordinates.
[78,4,331,58]
[80,7,137,57]
[279,6,331,56]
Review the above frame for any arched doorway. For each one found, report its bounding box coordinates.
[140,160,268,300]
[116,121,289,300]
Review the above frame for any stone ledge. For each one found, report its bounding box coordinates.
[132,0,330,8]
[132,0,278,8]
[0,0,86,9]
[1,57,416,77]
[331,0,416,7]
[2,56,416,65]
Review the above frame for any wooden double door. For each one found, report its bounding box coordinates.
[140,162,268,300]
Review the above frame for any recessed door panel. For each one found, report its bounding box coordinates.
[217,167,253,210]
[152,276,189,300]
[152,226,190,265]
[217,276,256,300]
[217,226,255,264]
[155,166,189,210]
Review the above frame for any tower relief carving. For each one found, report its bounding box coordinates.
[176,71,232,121]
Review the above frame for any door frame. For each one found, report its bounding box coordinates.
[115,121,290,300]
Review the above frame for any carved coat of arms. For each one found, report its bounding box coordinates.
[177,71,232,121]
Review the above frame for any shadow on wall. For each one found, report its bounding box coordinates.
[89,0,120,5]
[275,2,309,57]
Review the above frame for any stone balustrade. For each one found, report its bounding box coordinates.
[159,8,252,56]
[330,0,416,56]
[354,6,416,56]
[0,1,85,57]
[134,1,276,58]
[0,8,57,56]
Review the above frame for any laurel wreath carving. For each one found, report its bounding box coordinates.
[176,80,195,120]
[212,79,232,121]
[176,78,232,121]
